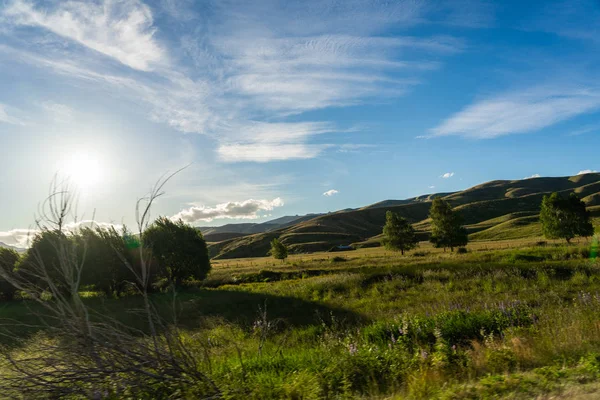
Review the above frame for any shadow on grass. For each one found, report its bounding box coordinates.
[0,288,367,347]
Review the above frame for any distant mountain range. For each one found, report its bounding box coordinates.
[199,213,326,242]
[0,242,25,253]
[207,173,600,259]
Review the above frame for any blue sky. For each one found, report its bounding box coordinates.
[1,0,600,247]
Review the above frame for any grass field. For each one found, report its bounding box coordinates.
[3,239,600,398]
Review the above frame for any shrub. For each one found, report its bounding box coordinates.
[269,238,288,262]
[0,248,20,300]
[143,218,211,286]
[77,226,135,297]
[331,256,347,263]
[457,247,468,254]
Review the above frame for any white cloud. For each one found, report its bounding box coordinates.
[0,228,34,249]
[568,123,600,136]
[172,198,285,223]
[523,174,541,179]
[0,0,478,162]
[428,185,435,189]
[218,143,329,163]
[430,86,600,138]
[0,103,24,125]
[323,189,339,197]
[41,101,74,123]
[577,169,597,175]
[0,220,123,249]
[4,0,166,71]
[440,172,454,179]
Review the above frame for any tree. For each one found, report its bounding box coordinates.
[429,198,468,252]
[381,211,418,255]
[540,192,594,243]
[143,217,211,286]
[18,230,76,296]
[77,226,134,297]
[269,238,288,262]
[0,248,20,300]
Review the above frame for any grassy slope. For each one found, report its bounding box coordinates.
[210,173,600,259]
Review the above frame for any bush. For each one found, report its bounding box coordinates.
[330,256,347,263]
[77,226,135,297]
[457,247,468,254]
[143,218,211,286]
[0,248,20,300]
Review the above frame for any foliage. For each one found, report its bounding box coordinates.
[17,230,75,295]
[143,217,211,286]
[540,192,594,243]
[269,238,288,262]
[0,248,20,300]
[429,198,468,251]
[76,226,134,297]
[382,210,418,255]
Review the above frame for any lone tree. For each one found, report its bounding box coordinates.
[269,238,288,262]
[143,217,211,286]
[429,198,468,252]
[382,211,418,255]
[540,192,594,243]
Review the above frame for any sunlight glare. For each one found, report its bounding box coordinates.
[61,152,104,190]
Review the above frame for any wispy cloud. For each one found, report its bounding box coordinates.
[0,103,24,125]
[430,86,600,139]
[323,189,339,197]
[428,185,436,189]
[41,101,74,123]
[568,123,600,136]
[172,198,284,223]
[577,169,597,175]
[523,174,541,179]
[0,0,473,162]
[5,0,166,71]
[440,172,454,178]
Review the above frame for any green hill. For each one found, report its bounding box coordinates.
[208,173,600,259]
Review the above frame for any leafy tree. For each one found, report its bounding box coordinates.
[0,247,20,300]
[540,192,594,243]
[143,217,211,286]
[381,211,418,255]
[269,238,288,262]
[429,198,468,252]
[77,226,134,297]
[18,230,75,295]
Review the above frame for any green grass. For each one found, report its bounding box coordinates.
[4,242,600,398]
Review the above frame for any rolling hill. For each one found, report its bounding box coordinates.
[200,213,325,242]
[208,173,600,259]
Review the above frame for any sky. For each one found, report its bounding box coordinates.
[1,0,600,248]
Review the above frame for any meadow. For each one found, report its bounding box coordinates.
[3,238,600,398]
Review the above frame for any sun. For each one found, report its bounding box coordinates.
[61,152,104,190]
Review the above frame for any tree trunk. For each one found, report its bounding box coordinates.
[401,249,404,255]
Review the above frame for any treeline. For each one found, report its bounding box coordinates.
[0,217,210,300]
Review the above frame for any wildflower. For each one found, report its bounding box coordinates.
[348,343,358,355]
[391,333,397,344]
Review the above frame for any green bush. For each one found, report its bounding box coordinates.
[143,218,211,286]
[0,247,20,300]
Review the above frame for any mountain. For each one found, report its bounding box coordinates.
[200,213,325,242]
[0,241,25,253]
[208,173,600,259]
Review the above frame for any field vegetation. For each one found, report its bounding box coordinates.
[3,240,600,398]
[1,177,600,398]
